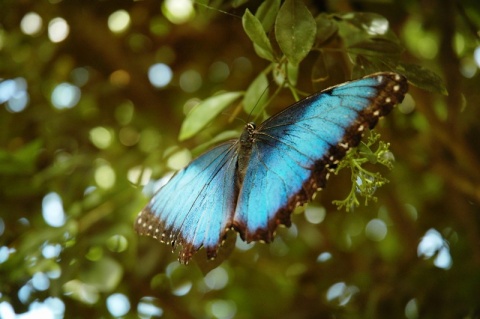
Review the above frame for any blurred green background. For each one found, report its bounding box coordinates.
[1,0,480,318]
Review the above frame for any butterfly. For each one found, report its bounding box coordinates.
[135,72,408,264]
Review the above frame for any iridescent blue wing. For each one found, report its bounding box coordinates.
[233,73,408,242]
[135,141,239,263]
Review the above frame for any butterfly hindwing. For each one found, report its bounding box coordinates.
[233,73,408,242]
[135,141,239,263]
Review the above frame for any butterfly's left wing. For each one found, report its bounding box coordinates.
[135,141,239,263]
[233,73,408,242]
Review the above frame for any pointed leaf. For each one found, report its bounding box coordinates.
[316,14,338,44]
[275,0,316,66]
[243,72,269,115]
[179,91,243,140]
[397,63,448,95]
[191,130,240,155]
[242,9,276,62]
[256,0,281,32]
[311,52,328,83]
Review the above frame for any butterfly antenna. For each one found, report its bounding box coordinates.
[246,83,271,123]
[193,1,242,20]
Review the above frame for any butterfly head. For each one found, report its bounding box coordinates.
[245,122,256,133]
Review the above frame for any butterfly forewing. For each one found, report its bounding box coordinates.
[233,73,408,242]
[135,141,240,263]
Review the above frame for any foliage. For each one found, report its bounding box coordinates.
[1,0,480,318]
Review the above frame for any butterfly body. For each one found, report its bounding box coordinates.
[135,72,408,264]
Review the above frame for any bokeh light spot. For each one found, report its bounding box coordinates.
[208,61,230,83]
[460,57,477,78]
[148,63,173,88]
[42,243,62,259]
[162,0,195,24]
[32,272,50,291]
[90,126,113,149]
[326,282,359,306]
[209,299,237,319]
[51,82,81,109]
[417,228,452,269]
[171,281,192,296]
[119,126,140,146]
[42,192,66,227]
[366,17,388,35]
[45,297,65,318]
[138,297,163,318]
[167,149,192,170]
[398,93,415,114]
[48,17,69,43]
[365,218,388,242]
[179,69,202,93]
[71,67,90,86]
[0,217,4,236]
[106,235,128,253]
[405,298,419,319]
[204,267,229,290]
[115,101,135,125]
[106,293,130,317]
[18,284,33,304]
[95,164,116,189]
[317,252,332,263]
[21,12,43,36]
[127,166,152,186]
[1,77,29,113]
[108,10,131,34]
[305,206,326,224]
[110,69,130,87]
[474,46,480,68]
[0,302,15,318]
[0,246,14,264]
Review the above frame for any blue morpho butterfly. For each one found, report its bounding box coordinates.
[135,72,408,264]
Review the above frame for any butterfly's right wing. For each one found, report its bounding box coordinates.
[135,141,239,264]
[233,73,408,242]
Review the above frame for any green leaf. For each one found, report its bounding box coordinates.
[232,0,249,7]
[256,0,281,32]
[352,55,448,95]
[338,12,403,58]
[0,139,43,175]
[242,9,276,62]
[315,13,338,44]
[179,91,243,141]
[348,38,404,56]
[311,52,328,83]
[275,0,316,66]
[191,129,240,155]
[352,55,384,78]
[243,72,269,115]
[273,62,299,86]
[397,63,448,95]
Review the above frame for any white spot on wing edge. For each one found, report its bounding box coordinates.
[339,142,349,149]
